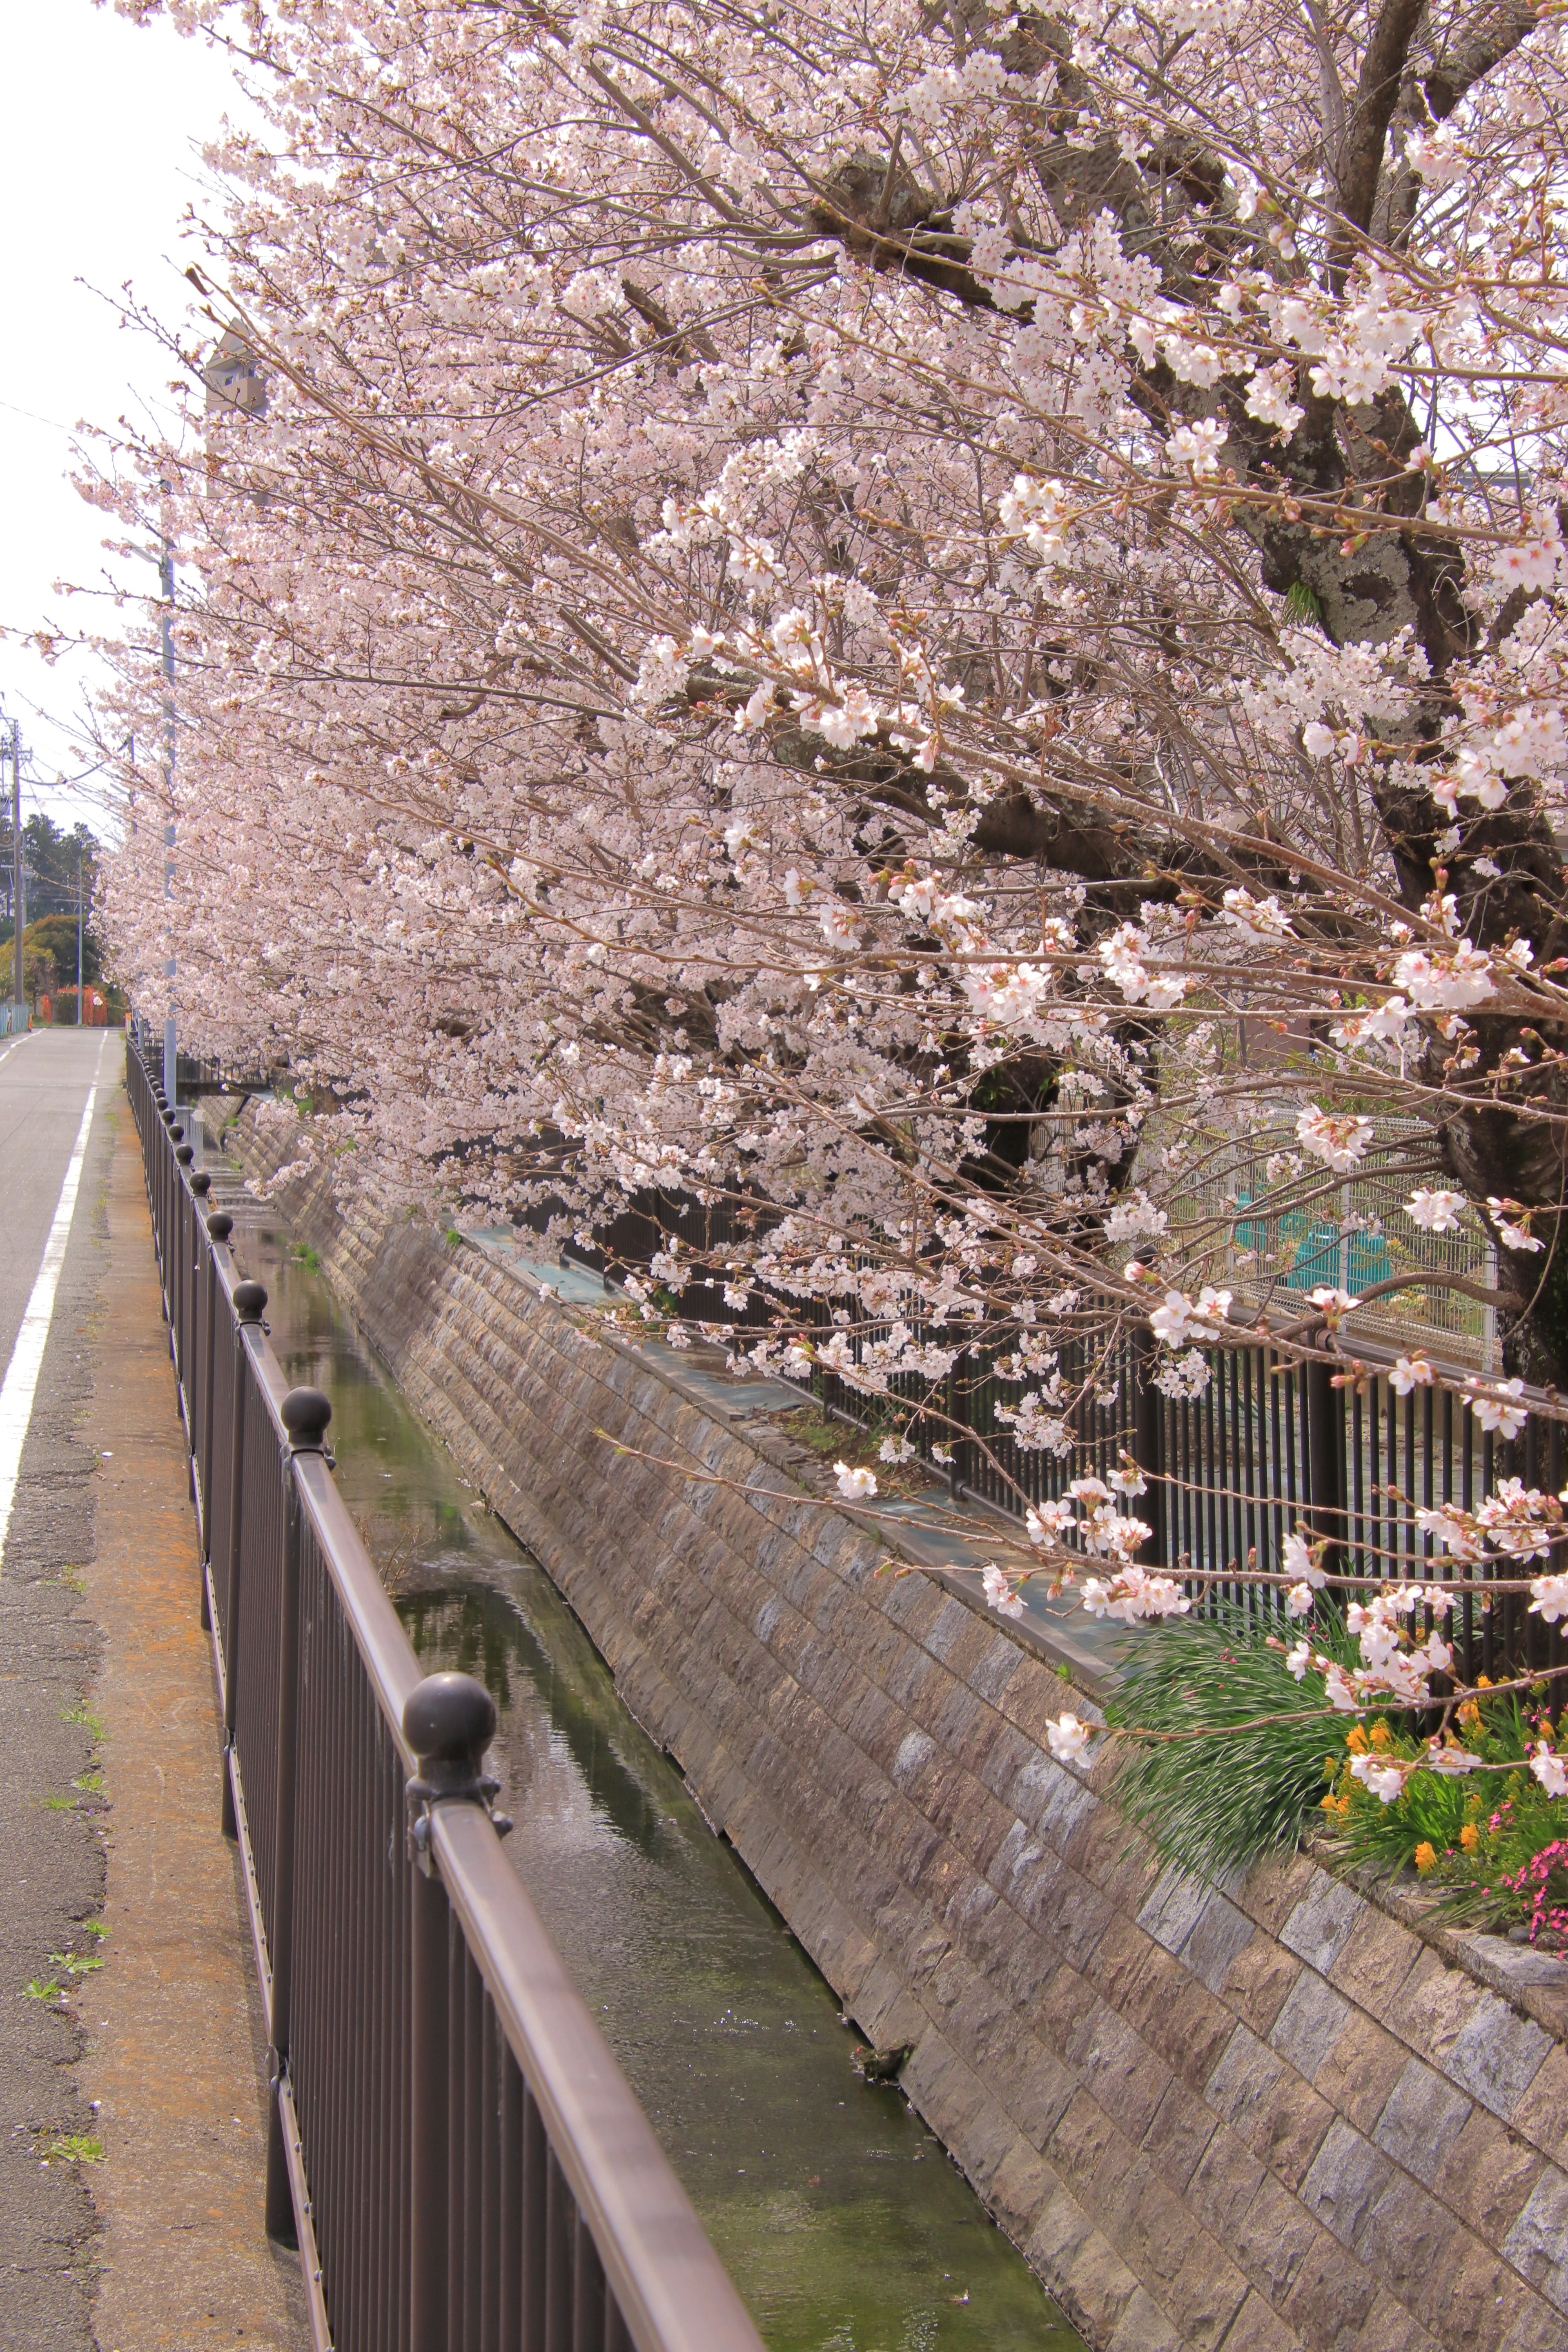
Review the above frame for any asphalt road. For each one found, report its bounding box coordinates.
[0,1027,116,2345]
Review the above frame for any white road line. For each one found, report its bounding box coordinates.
[0,1034,108,1558]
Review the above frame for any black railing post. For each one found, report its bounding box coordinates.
[1306,1348,1341,1578]
[219,1274,263,1843]
[1130,1322,1165,1566]
[157,1109,176,1291]
[944,1361,963,1499]
[191,1172,214,1618]
[404,1673,500,2352]
[265,1383,332,2245]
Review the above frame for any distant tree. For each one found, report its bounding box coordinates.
[20,815,101,924]
[23,913,102,991]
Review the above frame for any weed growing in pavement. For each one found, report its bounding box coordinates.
[24,1979,64,2002]
[45,2135,103,2164]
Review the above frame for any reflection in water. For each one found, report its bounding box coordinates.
[237,1224,1085,2352]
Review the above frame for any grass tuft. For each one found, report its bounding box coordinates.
[1105,1601,1359,1886]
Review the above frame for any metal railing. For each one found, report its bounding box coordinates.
[516,1186,1566,1692]
[127,1043,764,2352]
[129,1009,273,1096]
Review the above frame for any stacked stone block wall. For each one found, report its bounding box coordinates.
[234,1118,1568,2352]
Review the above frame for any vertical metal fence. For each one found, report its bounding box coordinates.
[525,1182,1565,1691]
[127,1041,765,2352]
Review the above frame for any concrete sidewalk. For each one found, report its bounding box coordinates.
[0,1043,305,2348]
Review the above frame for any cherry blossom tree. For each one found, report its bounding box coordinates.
[87,0,1568,1695]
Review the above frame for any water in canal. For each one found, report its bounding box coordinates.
[234,1223,1085,2352]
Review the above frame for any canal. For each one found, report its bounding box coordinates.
[233,1220,1085,2352]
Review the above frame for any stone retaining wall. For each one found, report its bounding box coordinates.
[229,1114,1568,2352]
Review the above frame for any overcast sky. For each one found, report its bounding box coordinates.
[0,3,252,840]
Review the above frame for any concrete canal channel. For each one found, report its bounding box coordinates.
[235,1217,1087,2352]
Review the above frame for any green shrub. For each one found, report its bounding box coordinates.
[1321,1693,1568,1943]
[1106,1601,1359,1885]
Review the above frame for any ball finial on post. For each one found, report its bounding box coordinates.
[280,1387,332,1452]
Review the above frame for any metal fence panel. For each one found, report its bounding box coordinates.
[125,1039,764,2352]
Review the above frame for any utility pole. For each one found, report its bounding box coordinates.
[76,845,83,1025]
[9,721,22,1026]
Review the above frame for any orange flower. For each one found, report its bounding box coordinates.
[1347,1726,1368,1754]
[1477,1675,1494,1690]
[1414,1842,1437,1873]
[1370,1719,1392,1751]
[1321,1791,1338,1813]
[1460,1823,1481,1852]
[1336,1793,1352,1817]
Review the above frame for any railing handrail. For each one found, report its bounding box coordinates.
[433,1804,767,2352]
[127,1039,766,2352]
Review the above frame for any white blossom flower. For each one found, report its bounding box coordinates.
[1153,1348,1211,1399]
[1045,1712,1094,1762]
[1244,364,1304,438]
[1221,887,1295,940]
[1529,1572,1568,1624]
[1282,1528,1327,1588]
[1296,1105,1374,1172]
[878,1434,916,1464]
[1285,1582,1314,1617]
[1529,1742,1568,1798]
[1488,1197,1544,1252]
[833,1461,877,1500]
[1405,125,1467,184]
[1465,1379,1529,1440]
[1391,1355,1434,1396]
[1350,1754,1408,1803]
[1103,1189,1169,1243]
[1391,940,1497,1011]
[981,1563,1025,1619]
[1025,1499,1074,1548]
[1407,1187,1466,1234]
[1167,417,1226,475]
[1493,534,1564,595]
[1424,1740,1481,1776]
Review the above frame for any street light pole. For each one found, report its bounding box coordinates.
[77,846,84,1026]
[160,521,177,1098]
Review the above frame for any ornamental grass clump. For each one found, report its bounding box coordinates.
[1106,1603,1360,1886]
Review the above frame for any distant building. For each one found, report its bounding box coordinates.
[203,329,267,418]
